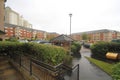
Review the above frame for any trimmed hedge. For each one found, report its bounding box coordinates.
[112,62,120,80]
[0,41,67,66]
[0,41,23,56]
[90,42,120,61]
[71,42,81,55]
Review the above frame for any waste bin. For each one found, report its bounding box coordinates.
[106,52,119,60]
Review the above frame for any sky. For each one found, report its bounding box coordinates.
[6,0,120,34]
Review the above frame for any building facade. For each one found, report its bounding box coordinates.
[4,23,48,40]
[4,6,61,40]
[46,32,59,40]
[72,29,120,42]
[0,0,7,40]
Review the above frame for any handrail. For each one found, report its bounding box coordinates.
[63,63,79,80]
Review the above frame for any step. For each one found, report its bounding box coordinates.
[0,56,24,80]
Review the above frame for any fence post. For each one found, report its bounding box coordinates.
[19,55,21,67]
[30,59,32,75]
[77,64,79,80]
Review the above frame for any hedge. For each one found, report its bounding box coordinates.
[112,62,120,80]
[71,42,81,58]
[90,41,120,61]
[71,42,81,56]
[0,41,67,66]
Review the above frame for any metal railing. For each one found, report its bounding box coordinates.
[9,54,80,80]
[63,64,79,80]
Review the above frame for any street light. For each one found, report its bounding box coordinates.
[69,13,72,53]
[69,13,72,37]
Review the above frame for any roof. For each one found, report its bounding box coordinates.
[4,23,32,31]
[50,34,74,42]
[72,29,119,35]
[4,23,17,28]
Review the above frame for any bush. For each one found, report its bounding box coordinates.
[0,42,67,66]
[90,42,109,60]
[63,54,73,65]
[112,62,120,80]
[90,41,120,61]
[0,41,24,56]
[6,37,18,42]
[71,42,81,57]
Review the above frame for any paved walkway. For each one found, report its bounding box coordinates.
[64,46,113,80]
[0,56,24,80]
[79,46,113,80]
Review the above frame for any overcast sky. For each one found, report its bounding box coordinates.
[6,0,120,34]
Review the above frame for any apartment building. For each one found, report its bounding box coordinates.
[36,30,46,40]
[4,23,16,39]
[4,23,32,39]
[4,23,48,40]
[4,6,58,40]
[46,32,59,40]
[5,7,32,28]
[0,0,7,40]
[72,29,120,42]
[19,28,31,39]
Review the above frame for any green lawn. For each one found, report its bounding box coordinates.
[85,57,114,76]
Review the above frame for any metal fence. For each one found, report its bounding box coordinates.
[9,54,79,80]
[63,64,79,80]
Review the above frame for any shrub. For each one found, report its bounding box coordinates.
[37,43,67,65]
[63,54,73,65]
[71,42,81,58]
[90,41,120,61]
[71,42,81,54]
[20,43,67,65]
[0,41,24,56]
[0,41,9,55]
[0,42,67,66]
[6,37,18,42]
[90,42,109,60]
[112,62,120,80]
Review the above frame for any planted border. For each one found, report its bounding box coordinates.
[90,42,120,61]
[112,62,120,80]
[0,41,67,66]
[86,57,113,75]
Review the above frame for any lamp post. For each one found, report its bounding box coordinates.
[69,13,72,37]
[69,13,72,53]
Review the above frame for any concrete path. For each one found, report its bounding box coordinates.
[64,46,113,80]
[0,56,24,80]
[79,46,113,80]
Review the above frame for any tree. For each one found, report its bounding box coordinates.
[82,33,88,40]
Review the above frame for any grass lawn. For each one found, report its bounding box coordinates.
[85,57,114,76]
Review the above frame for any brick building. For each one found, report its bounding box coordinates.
[3,6,59,40]
[71,29,120,42]
[4,23,48,40]
[46,32,59,40]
